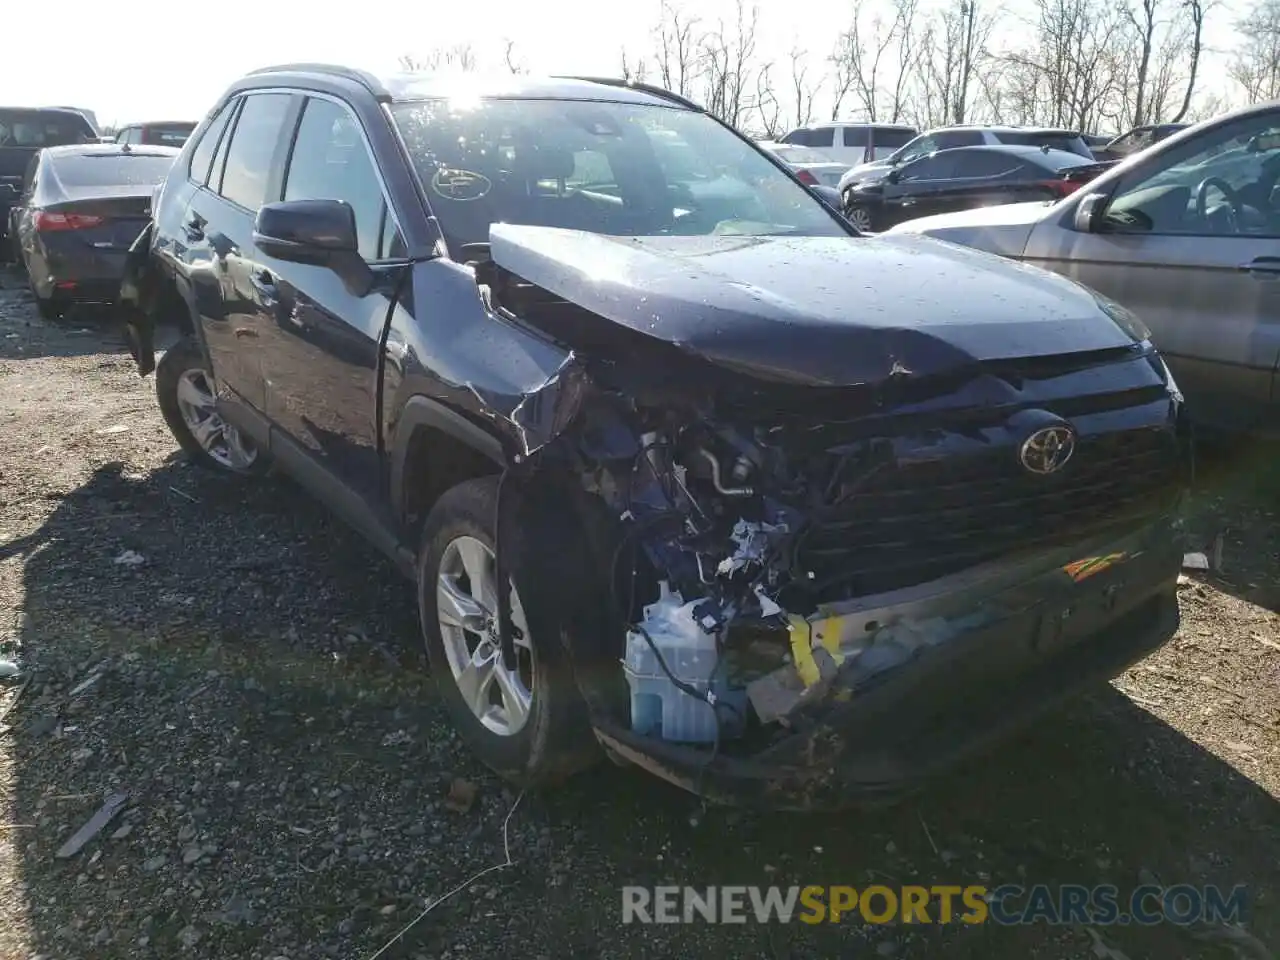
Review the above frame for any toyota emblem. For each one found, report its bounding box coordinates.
[1019,425,1076,475]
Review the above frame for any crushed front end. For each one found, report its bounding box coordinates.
[468,230,1190,809]
[544,341,1187,808]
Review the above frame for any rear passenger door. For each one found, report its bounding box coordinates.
[183,92,297,414]
[840,126,868,164]
[882,153,961,224]
[258,95,407,505]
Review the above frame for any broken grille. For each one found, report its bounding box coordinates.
[797,426,1182,600]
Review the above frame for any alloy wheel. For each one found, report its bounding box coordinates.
[435,535,535,737]
[175,368,258,471]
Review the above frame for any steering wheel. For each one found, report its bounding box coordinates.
[1195,177,1244,231]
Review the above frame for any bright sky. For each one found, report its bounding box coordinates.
[0,0,1245,128]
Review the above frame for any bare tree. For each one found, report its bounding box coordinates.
[829,0,898,120]
[918,0,998,126]
[503,39,527,75]
[620,49,649,84]
[654,0,705,98]
[399,44,478,73]
[1169,0,1208,121]
[998,0,1129,131]
[753,62,784,138]
[888,0,922,122]
[700,0,763,126]
[789,47,820,129]
[1229,0,1280,103]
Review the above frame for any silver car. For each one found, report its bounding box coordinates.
[888,102,1280,437]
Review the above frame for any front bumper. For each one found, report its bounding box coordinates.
[594,517,1182,809]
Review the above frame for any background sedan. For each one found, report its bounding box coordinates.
[11,142,176,319]
[756,141,850,189]
[842,144,1112,232]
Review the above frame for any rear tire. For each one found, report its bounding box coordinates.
[156,335,266,475]
[418,477,598,787]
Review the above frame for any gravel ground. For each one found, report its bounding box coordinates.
[0,266,1277,959]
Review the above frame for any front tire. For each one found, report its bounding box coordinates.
[418,477,597,786]
[843,200,875,233]
[156,335,265,475]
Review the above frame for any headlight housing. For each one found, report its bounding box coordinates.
[1092,292,1152,343]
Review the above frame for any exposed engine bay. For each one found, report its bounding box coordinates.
[464,227,1187,753]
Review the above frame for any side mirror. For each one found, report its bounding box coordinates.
[1073,192,1108,232]
[254,199,372,295]
[886,168,903,185]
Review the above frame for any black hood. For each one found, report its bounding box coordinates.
[488,225,1138,387]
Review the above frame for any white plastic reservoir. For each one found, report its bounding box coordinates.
[623,581,746,743]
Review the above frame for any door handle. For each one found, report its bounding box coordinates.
[249,269,278,304]
[183,215,205,241]
[1239,257,1280,276]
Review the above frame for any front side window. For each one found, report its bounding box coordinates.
[189,101,235,186]
[1103,112,1280,237]
[891,134,935,164]
[899,153,957,181]
[283,97,387,260]
[391,98,846,252]
[218,93,292,210]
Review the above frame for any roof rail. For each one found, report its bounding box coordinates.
[551,76,703,112]
[246,63,388,100]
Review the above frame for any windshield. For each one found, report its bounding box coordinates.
[0,110,94,148]
[763,144,832,165]
[391,98,846,250]
[142,124,196,146]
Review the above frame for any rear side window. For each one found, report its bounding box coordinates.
[935,130,985,149]
[841,127,868,147]
[283,97,389,260]
[901,153,960,180]
[218,93,293,210]
[952,152,1023,177]
[188,103,235,185]
[0,110,93,148]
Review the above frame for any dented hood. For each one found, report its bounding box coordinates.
[488,225,1137,386]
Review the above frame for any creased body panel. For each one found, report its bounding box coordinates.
[488,224,1139,387]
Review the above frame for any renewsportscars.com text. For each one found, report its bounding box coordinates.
[621,884,1247,926]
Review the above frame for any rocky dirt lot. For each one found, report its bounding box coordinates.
[0,267,1277,959]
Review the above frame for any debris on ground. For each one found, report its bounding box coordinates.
[53,792,129,859]
[443,777,479,814]
[112,550,146,567]
[1182,552,1210,570]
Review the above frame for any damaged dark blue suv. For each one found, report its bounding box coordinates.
[120,65,1190,808]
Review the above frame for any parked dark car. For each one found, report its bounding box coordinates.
[1092,123,1190,162]
[120,66,1187,808]
[114,121,198,147]
[11,143,176,318]
[838,126,1096,196]
[0,107,98,256]
[888,104,1280,439]
[842,144,1114,232]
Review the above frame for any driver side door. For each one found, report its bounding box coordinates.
[1025,107,1280,435]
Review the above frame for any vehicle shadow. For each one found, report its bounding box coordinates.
[0,267,132,362]
[4,460,1277,959]
[1184,436,1280,614]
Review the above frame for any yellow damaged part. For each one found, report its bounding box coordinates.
[787,614,846,687]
